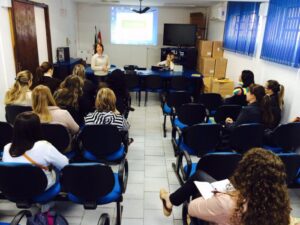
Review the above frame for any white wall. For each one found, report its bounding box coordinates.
[77,4,206,67]
[208,2,300,122]
[0,0,77,121]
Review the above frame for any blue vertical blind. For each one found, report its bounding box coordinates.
[223,2,260,56]
[261,0,300,68]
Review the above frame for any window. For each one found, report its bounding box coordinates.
[261,0,300,68]
[111,7,158,45]
[223,2,260,56]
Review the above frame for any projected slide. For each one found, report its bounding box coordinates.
[111,7,158,45]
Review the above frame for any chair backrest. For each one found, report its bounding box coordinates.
[61,163,115,208]
[40,124,71,153]
[166,91,192,112]
[144,75,163,89]
[177,103,207,126]
[214,105,242,124]
[277,153,300,186]
[197,93,223,112]
[230,123,264,154]
[183,124,221,157]
[0,122,13,151]
[5,105,32,125]
[125,74,139,90]
[79,125,122,158]
[196,152,242,180]
[272,122,300,151]
[169,76,190,91]
[0,163,47,206]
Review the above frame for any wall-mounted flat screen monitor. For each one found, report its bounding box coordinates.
[163,24,197,47]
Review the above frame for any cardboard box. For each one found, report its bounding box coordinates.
[198,57,215,77]
[214,58,228,79]
[198,40,213,57]
[212,78,234,97]
[212,41,224,58]
[203,76,213,93]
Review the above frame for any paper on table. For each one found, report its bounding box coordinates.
[194,179,235,200]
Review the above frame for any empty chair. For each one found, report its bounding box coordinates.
[0,122,13,153]
[79,125,128,163]
[0,163,61,208]
[277,153,300,187]
[5,105,32,125]
[197,93,223,116]
[124,73,141,106]
[143,75,164,106]
[265,122,300,152]
[229,123,264,154]
[162,91,192,137]
[61,160,128,225]
[40,124,74,158]
[168,76,190,91]
[214,105,242,125]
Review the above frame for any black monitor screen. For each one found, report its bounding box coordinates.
[163,24,197,47]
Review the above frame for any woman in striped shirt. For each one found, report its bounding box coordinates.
[84,87,130,131]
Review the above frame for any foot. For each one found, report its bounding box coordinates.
[159,188,172,216]
[129,106,135,111]
[128,138,134,145]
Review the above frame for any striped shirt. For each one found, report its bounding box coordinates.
[84,111,130,131]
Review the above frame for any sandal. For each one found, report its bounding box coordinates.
[159,189,172,216]
[128,138,134,145]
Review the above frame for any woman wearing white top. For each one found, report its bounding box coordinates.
[91,43,110,82]
[3,112,68,189]
[4,70,33,106]
[157,52,175,70]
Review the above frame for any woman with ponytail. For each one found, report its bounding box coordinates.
[34,62,60,93]
[5,70,33,106]
[225,84,274,130]
[265,80,285,128]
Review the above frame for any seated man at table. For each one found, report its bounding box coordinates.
[157,52,175,71]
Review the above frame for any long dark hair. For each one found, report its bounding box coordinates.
[241,70,254,88]
[9,112,42,157]
[266,80,285,110]
[107,69,128,99]
[34,62,53,88]
[249,84,274,128]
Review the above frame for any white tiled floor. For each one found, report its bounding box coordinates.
[0,93,300,224]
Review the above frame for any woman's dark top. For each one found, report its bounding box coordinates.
[226,102,262,131]
[269,94,282,129]
[40,76,61,94]
[78,79,97,116]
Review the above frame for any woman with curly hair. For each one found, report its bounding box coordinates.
[160,148,291,225]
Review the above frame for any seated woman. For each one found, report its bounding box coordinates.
[54,75,84,125]
[265,80,285,128]
[107,69,132,117]
[225,84,274,131]
[34,62,60,93]
[224,70,254,106]
[159,148,291,225]
[157,52,175,70]
[5,70,33,106]
[73,64,97,116]
[91,43,110,83]
[3,112,68,189]
[84,87,130,132]
[32,85,79,135]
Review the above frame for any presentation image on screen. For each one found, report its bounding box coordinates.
[163,24,197,47]
[111,7,158,45]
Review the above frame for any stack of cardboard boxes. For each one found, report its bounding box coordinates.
[197,40,234,97]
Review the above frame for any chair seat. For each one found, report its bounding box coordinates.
[183,163,197,178]
[68,173,121,205]
[263,145,283,153]
[83,144,125,161]
[163,104,172,114]
[174,118,187,129]
[33,182,61,204]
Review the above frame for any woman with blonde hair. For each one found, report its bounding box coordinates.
[32,85,79,135]
[5,70,33,106]
[72,64,96,115]
[84,87,129,131]
[160,148,291,225]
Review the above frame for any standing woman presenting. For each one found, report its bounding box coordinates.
[91,43,110,83]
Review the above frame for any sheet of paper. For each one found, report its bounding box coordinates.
[193,181,215,200]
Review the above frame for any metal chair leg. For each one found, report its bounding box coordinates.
[163,115,167,137]
[145,91,148,106]
[116,202,121,225]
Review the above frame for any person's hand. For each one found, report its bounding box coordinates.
[103,65,108,72]
[291,117,300,123]
[225,117,233,124]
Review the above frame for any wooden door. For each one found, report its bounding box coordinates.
[190,12,207,40]
[12,0,39,73]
